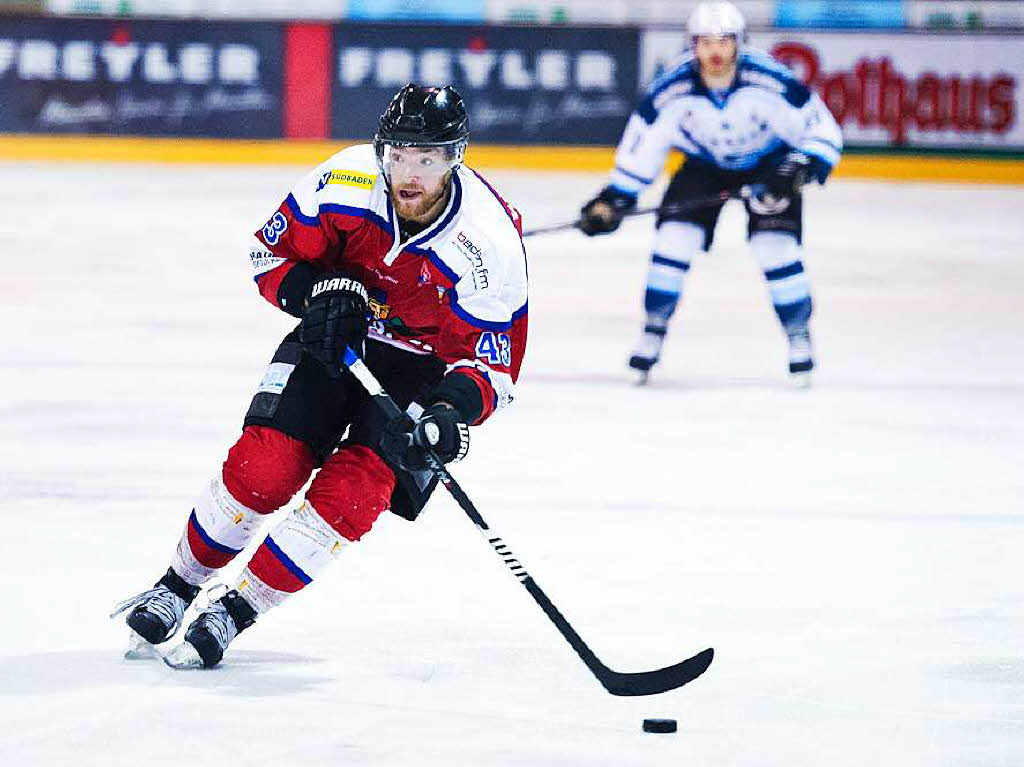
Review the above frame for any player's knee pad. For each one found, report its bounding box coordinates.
[238,500,349,612]
[306,445,396,542]
[222,425,316,515]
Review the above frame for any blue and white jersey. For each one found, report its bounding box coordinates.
[608,49,843,193]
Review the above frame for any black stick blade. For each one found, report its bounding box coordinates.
[598,647,714,697]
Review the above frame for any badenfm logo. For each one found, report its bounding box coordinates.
[0,36,261,85]
[456,230,489,290]
[456,230,483,257]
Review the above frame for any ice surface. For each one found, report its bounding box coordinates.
[1,161,1022,766]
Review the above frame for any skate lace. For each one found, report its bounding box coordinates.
[192,584,238,648]
[109,586,184,629]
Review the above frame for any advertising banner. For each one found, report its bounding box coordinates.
[332,23,640,144]
[0,17,283,137]
[641,29,1024,151]
[774,0,906,29]
[346,0,485,23]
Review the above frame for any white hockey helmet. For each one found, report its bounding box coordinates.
[687,1,747,41]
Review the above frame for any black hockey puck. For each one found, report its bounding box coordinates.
[642,718,677,733]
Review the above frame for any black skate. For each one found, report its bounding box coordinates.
[163,587,257,669]
[628,330,666,385]
[110,568,200,657]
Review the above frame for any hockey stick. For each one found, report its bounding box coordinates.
[522,183,758,238]
[342,347,714,696]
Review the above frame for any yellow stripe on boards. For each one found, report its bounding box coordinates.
[0,134,1020,184]
[0,134,352,164]
[833,154,1024,184]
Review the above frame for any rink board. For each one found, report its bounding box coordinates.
[0,133,1022,183]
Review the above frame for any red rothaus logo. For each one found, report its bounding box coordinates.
[772,42,1016,143]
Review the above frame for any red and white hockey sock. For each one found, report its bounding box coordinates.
[170,477,265,586]
[234,500,349,614]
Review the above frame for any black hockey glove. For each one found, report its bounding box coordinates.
[579,186,637,236]
[763,151,831,198]
[299,273,369,376]
[380,402,470,472]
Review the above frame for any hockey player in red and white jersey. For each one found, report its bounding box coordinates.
[112,84,528,668]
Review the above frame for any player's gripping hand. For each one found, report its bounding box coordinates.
[380,403,470,471]
[764,151,832,198]
[299,273,369,376]
[579,186,637,236]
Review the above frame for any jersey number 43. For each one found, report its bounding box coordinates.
[475,332,512,367]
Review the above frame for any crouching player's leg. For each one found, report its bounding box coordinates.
[629,164,725,380]
[113,334,353,655]
[167,357,471,668]
[630,221,705,377]
[167,444,396,668]
[747,193,815,382]
[111,424,316,654]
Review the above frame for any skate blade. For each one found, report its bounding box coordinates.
[161,641,205,669]
[124,632,160,660]
[789,371,813,389]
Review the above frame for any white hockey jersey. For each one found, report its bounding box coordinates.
[608,49,843,193]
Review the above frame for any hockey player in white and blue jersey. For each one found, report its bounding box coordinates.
[579,0,842,383]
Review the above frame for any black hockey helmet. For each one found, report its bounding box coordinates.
[374,84,469,174]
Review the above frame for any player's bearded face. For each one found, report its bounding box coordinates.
[384,146,455,222]
[695,35,738,77]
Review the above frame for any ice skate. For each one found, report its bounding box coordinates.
[628,331,666,384]
[164,586,257,669]
[787,326,814,386]
[110,567,200,656]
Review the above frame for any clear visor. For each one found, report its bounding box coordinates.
[381,144,460,185]
[691,33,738,47]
